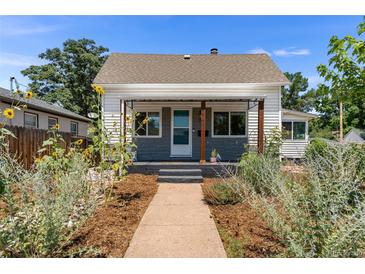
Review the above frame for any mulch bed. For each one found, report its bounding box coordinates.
[203,178,285,258]
[66,174,158,257]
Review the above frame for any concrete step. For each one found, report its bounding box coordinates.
[158,168,202,177]
[157,175,203,183]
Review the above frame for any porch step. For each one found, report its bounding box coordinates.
[157,168,203,183]
[158,168,202,176]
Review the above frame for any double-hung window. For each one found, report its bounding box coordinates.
[24,112,38,128]
[134,111,161,137]
[70,121,78,136]
[213,111,246,137]
[282,121,306,140]
[48,117,58,129]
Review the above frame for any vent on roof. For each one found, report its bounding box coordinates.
[183,54,191,60]
[210,48,218,55]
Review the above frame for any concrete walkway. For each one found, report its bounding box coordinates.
[124,183,227,258]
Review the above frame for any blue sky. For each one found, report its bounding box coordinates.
[0,16,362,90]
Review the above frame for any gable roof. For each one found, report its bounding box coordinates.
[344,128,365,143]
[0,87,91,122]
[94,53,290,85]
[282,108,318,119]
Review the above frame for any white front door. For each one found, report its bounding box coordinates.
[171,109,192,157]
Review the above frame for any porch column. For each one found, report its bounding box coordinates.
[200,101,206,164]
[122,100,127,143]
[257,99,264,153]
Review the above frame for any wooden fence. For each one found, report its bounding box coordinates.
[4,125,89,169]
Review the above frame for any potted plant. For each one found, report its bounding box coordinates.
[210,149,218,163]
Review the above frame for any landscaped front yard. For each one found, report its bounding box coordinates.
[203,178,284,258]
[66,174,157,257]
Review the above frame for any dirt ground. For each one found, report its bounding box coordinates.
[67,174,158,257]
[203,178,284,258]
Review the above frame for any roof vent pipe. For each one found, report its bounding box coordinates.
[183,54,191,60]
[210,48,218,55]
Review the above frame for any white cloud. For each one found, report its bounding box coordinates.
[273,47,310,57]
[0,53,42,68]
[247,48,271,56]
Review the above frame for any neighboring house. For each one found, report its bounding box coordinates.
[0,87,90,137]
[344,128,365,144]
[94,49,317,161]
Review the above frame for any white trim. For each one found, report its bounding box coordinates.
[170,108,192,157]
[211,110,248,138]
[281,120,308,142]
[132,109,162,138]
[96,82,290,89]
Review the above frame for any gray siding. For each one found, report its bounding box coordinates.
[134,107,247,161]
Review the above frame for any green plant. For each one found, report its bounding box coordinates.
[252,143,365,257]
[237,152,282,196]
[211,149,218,158]
[265,127,283,158]
[203,180,243,205]
[217,228,245,258]
[0,149,100,257]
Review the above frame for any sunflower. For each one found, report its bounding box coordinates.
[15,89,21,94]
[3,108,15,119]
[142,117,149,125]
[75,139,83,146]
[112,163,119,171]
[91,84,105,95]
[52,123,60,130]
[34,157,42,165]
[25,91,33,99]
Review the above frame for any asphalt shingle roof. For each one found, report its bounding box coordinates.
[0,87,90,122]
[94,53,289,84]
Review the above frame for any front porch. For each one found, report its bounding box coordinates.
[122,98,265,163]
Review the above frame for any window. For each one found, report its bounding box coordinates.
[134,111,161,137]
[282,121,306,140]
[282,122,292,140]
[213,111,246,136]
[48,117,58,129]
[70,121,78,136]
[24,112,38,128]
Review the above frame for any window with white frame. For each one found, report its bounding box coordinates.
[70,121,78,136]
[282,121,306,140]
[213,111,246,136]
[134,111,161,137]
[24,112,38,128]
[48,117,58,129]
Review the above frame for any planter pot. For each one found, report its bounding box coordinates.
[210,157,217,164]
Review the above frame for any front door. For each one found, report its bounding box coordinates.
[171,109,192,157]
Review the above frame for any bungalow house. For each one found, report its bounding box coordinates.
[0,87,90,137]
[94,49,317,163]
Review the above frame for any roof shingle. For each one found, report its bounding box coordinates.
[0,87,90,122]
[94,53,289,84]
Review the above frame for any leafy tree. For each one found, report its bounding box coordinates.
[22,39,109,116]
[281,72,314,112]
[317,18,365,142]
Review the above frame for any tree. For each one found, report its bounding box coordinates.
[22,39,109,116]
[317,18,365,142]
[281,72,314,112]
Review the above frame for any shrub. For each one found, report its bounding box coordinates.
[0,149,101,257]
[203,180,243,205]
[252,143,365,257]
[237,152,282,196]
